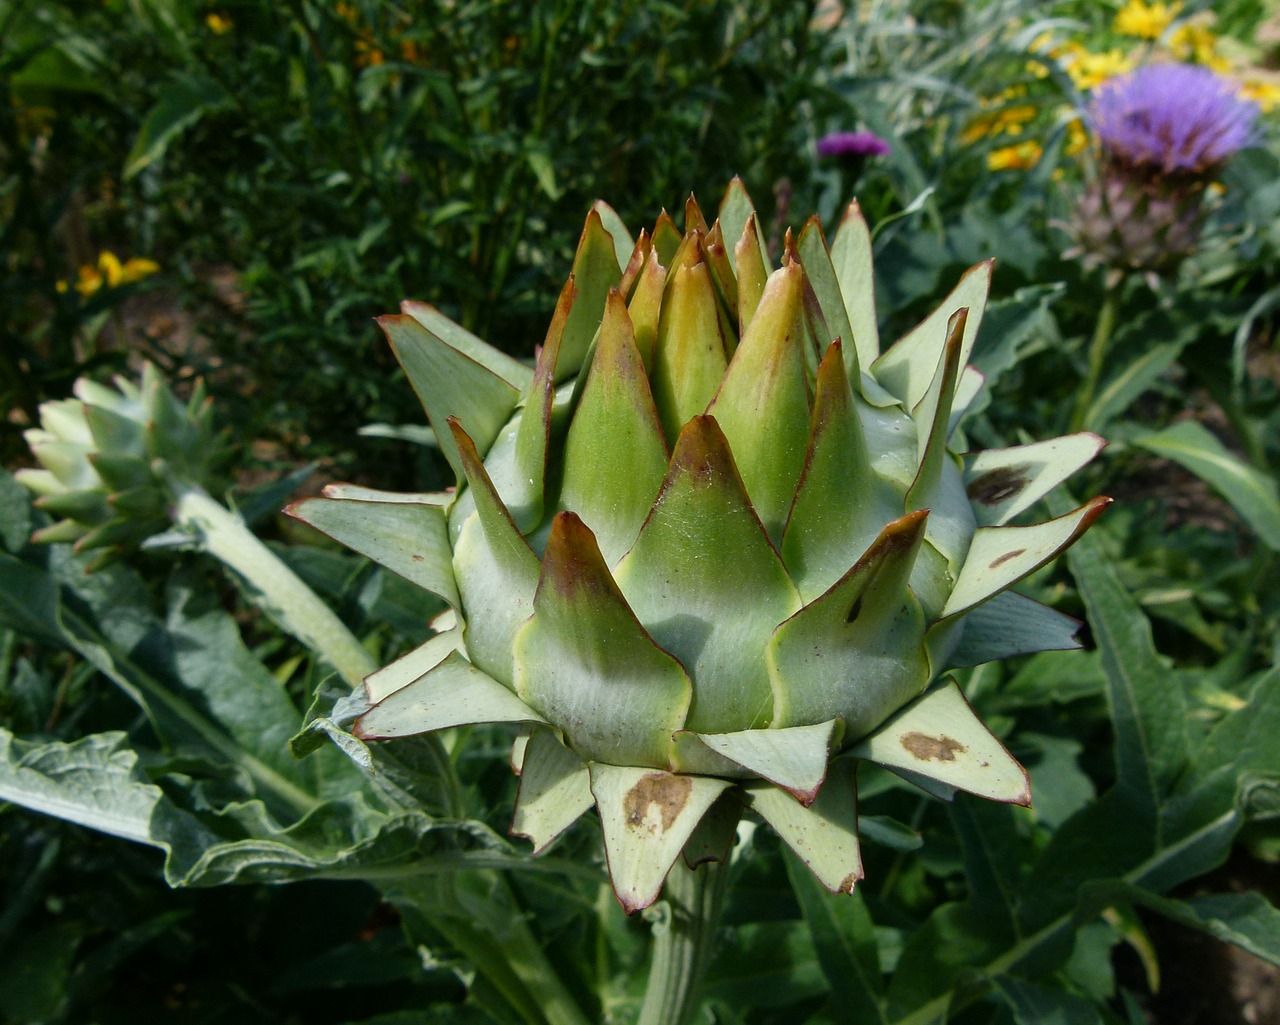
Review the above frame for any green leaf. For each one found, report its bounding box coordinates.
[715,177,762,277]
[612,417,801,735]
[559,209,624,380]
[797,217,857,367]
[945,591,1083,669]
[512,512,692,767]
[683,720,841,803]
[964,434,1107,527]
[1085,341,1185,431]
[1130,420,1280,551]
[784,849,886,1024]
[992,976,1105,1025]
[124,73,227,179]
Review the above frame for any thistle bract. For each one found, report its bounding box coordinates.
[292,182,1108,911]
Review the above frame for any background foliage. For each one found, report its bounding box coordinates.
[4,0,1280,1023]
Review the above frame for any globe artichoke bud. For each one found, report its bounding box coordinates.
[1065,63,1259,278]
[16,364,223,568]
[291,181,1109,911]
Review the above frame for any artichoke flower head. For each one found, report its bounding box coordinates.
[292,182,1108,911]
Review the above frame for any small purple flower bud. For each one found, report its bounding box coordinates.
[816,131,892,160]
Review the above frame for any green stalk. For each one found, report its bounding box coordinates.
[169,481,377,688]
[636,859,730,1025]
[1070,289,1120,433]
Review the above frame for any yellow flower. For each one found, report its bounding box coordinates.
[206,13,233,34]
[71,252,160,297]
[1241,80,1280,114]
[987,141,1042,171]
[1113,0,1179,40]
[1066,49,1134,91]
[1168,22,1222,66]
[1065,116,1089,156]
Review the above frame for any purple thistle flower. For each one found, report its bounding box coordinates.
[1088,63,1259,174]
[816,131,892,159]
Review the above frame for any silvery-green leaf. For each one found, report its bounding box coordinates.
[681,719,842,804]
[364,628,463,703]
[942,591,1083,668]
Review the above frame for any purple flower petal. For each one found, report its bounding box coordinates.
[817,131,892,159]
[1088,63,1259,173]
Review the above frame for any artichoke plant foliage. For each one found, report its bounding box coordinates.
[292,181,1109,912]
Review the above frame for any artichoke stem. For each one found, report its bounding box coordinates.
[637,857,730,1025]
[1070,290,1119,433]
[170,482,378,688]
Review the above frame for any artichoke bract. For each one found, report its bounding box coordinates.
[291,181,1108,911]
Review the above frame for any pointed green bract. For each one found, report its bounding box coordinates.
[356,651,544,739]
[510,727,594,854]
[589,763,731,913]
[513,513,692,768]
[747,758,862,893]
[734,213,770,334]
[592,199,635,271]
[560,209,624,381]
[288,495,460,609]
[708,262,812,543]
[651,209,683,265]
[626,248,666,373]
[872,260,993,408]
[830,199,880,371]
[965,433,1107,526]
[511,278,574,531]
[944,591,1082,668]
[683,719,842,804]
[401,300,534,390]
[940,497,1111,619]
[380,313,522,485]
[796,217,856,371]
[717,177,763,276]
[782,341,898,601]
[449,420,541,683]
[851,680,1029,804]
[364,629,463,703]
[614,417,801,735]
[769,512,930,738]
[650,262,729,443]
[558,292,669,566]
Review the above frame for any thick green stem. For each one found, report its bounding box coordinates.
[637,859,730,1025]
[170,483,377,688]
[1070,290,1120,433]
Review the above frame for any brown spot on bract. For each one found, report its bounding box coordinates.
[901,732,966,762]
[411,554,424,562]
[989,548,1025,569]
[967,466,1029,506]
[624,772,692,834]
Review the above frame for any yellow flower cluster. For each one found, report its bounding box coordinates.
[206,13,233,35]
[1241,80,1280,115]
[987,141,1043,172]
[1113,0,1179,40]
[57,252,160,297]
